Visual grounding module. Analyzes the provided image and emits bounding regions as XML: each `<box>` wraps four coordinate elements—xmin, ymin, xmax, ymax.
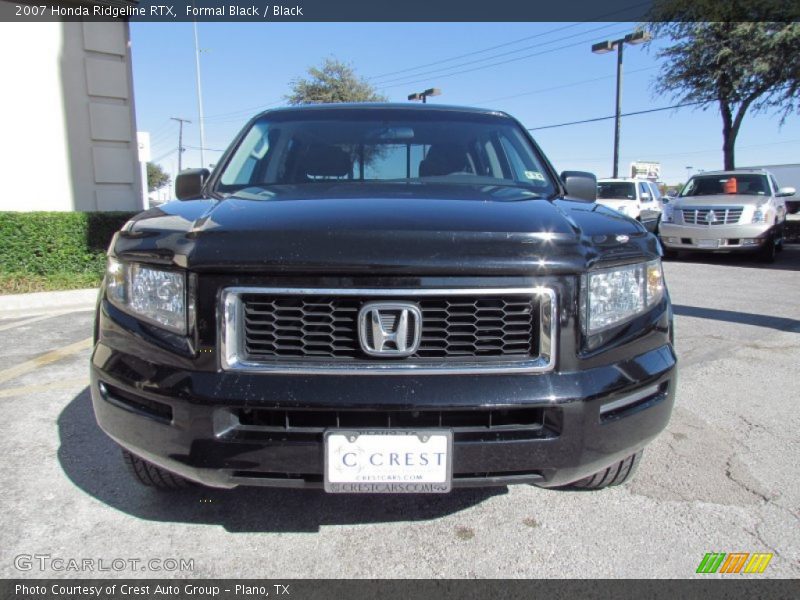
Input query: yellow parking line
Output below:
<box><xmin>0</xmin><ymin>308</ymin><xmax>94</xmax><ymax>331</ymax></box>
<box><xmin>0</xmin><ymin>376</ymin><xmax>89</xmax><ymax>399</ymax></box>
<box><xmin>0</xmin><ymin>337</ymin><xmax>93</xmax><ymax>386</ymax></box>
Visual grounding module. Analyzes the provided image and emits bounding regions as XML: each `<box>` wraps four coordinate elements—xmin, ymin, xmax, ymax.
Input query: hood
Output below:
<box><xmin>114</xmin><ymin>183</ymin><xmax>657</xmax><ymax>275</ymax></box>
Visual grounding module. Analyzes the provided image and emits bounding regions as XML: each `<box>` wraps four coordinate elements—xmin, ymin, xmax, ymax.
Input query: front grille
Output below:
<box><xmin>221</xmin><ymin>287</ymin><xmax>556</xmax><ymax>373</ymax></box>
<box><xmin>681</xmin><ymin>206</ymin><xmax>743</xmax><ymax>225</ymax></box>
<box><xmin>240</xmin><ymin>294</ymin><xmax>537</xmax><ymax>361</ymax></box>
<box><xmin>229</xmin><ymin>406</ymin><xmax>561</xmax><ymax>443</ymax></box>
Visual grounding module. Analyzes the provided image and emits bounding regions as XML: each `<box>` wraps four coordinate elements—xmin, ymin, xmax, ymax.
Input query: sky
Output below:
<box><xmin>130</xmin><ymin>21</ymin><xmax>800</xmax><ymax>187</ymax></box>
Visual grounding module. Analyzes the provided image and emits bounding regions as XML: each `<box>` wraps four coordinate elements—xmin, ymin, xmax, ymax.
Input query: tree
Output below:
<box><xmin>286</xmin><ymin>57</ymin><xmax>388</xmax><ymax>105</ymax></box>
<box><xmin>647</xmin><ymin>2</ymin><xmax>799</xmax><ymax>169</ymax></box>
<box><xmin>147</xmin><ymin>162</ymin><xmax>171</xmax><ymax>193</ymax></box>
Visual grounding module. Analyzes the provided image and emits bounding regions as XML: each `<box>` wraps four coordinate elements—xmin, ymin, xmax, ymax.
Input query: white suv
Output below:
<box><xmin>596</xmin><ymin>178</ymin><xmax>663</xmax><ymax>231</ymax></box>
<box><xmin>659</xmin><ymin>169</ymin><xmax>795</xmax><ymax>262</ymax></box>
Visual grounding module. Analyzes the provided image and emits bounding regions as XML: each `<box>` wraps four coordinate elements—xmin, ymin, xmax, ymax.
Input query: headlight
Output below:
<box><xmin>106</xmin><ymin>258</ymin><xmax>187</xmax><ymax>334</ymax></box>
<box><xmin>662</xmin><ymin>205</ymin><xmax>674</xmax><ymax>223</ymax></box>
<box><xmin>581</xmin><ymin>259</ymin><xmax>665</xmax><ymax>335</ymax></box>
<box><xmin>752</xmin><ymin>203</ymin><xmax>768</xmax><ymax>223</ymax></box>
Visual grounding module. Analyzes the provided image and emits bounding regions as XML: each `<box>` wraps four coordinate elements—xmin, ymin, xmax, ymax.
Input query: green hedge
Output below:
<box><xmin>0</xmin><ymin>212</ymin><xmax>137</xmax><ymax>292</ymax></box>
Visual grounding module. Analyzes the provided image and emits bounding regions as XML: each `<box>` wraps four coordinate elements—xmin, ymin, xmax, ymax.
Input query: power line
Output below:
<box><xmin>149</xmin><ymin>126</ymin><xmax>179</xmax><ymax>147</ymax></box>
<box><xmin>197</xmin><ymin>14</ymin><xmax>644</xmax><ymax>124</ymax></box>
<box><xmin>366</xmin><ymin>22</ymin><xmax>586</xmax><ymax>82</ymax></box>
<box><xmin>203</xmin><ymin>99</ymin><xmax>284</xmax><ymax>122</ymax></box>
<box><xmin>376</xmin><ymin>27</ymin><xmax>637</xmax><ymax>91</ymax></box>
<box><xmin>151</xmin><ymin>148</ymin><xmax>177</xmax><ymax>163</ymax></box>
<box><xmin>374</xmin><ymin>23</ymin><xmax>627</xmax><ymax>89</ymax></box>
<box><xmin>527</xmin><ymin>101</ymin><xmax>706</xmax><ymax>131</ymax></box>
<box><xmin>146</xmin><ymin>119</ymin><xmax>173</xmax><ymax>140</ymax></box>
<box><xmin>184</xmin><ymin>144</ymin><xmax>226</xmax><ymax>152</ymax></box>
<box><xmin>468</xmin><ymin>66</ymin><xmax>656</xmax><ymax>106</ymax></box>
<box><xmin>366</xmin><ymin>0</ymin><xmax>653</xmax><ymax>82</ymax></box>
<box><xmin>550</xmin><ymin>138</ymin><xmax>800</xmax><ymax>164</ymax></box>
<box><xmin>196</xmin><ymin>23</ymin><xmax>640</xmax><ymax>123</ymax></box>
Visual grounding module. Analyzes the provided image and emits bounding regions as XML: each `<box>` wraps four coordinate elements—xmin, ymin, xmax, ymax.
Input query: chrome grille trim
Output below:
<box><xmin>680</xmin><ymin>206</ymin><xmax>743</xmax><ymax>225</ymax></box>
<box><xmin>220</xmin><ymin>287</ymin><xmax>557</xmax><ymax>375</ymax></box>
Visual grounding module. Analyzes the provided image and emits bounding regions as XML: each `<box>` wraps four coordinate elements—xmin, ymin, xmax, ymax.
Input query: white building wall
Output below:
<box><xmin>0</xmin><ymin>21</ymin><xmax>142</xmax><ymax>212</ymax></box>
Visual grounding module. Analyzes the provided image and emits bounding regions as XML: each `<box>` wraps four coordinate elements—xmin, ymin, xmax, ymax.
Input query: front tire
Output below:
<box><xmin>758</xmin><ymin>234</ymin><xmax>777</xmax><ymax>263</ymax></box>
<box><xmin>565</xmin><ymin>451</ymin><xmax>642</xmax><ymax>490</ymax></box>
<box><xmin>122</xmin><ymin>449</ymin><xmax>192</xmax><ymax>490</ymax></box>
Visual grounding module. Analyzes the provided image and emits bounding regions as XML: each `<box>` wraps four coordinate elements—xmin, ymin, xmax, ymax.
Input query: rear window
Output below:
<box><xmin>597</xmin><ymin>182</ymin><xmax>636</xmax><ymax>200</ymax></box>
<box><xmin>216</xmin><ymin>112</ymin><xmax>556</xmax><ymax>196</ymax></box>
<box><xmin>681</xmin><ymin>174</ymin><xmax>770</xmax><ymax>196</ymax></box>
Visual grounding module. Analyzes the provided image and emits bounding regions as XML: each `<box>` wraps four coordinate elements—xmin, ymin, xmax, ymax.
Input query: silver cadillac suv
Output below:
<box><xmin>659</xmin><ymin>169</ymin><xmax>796</xmax><ymax>262</ymax></box>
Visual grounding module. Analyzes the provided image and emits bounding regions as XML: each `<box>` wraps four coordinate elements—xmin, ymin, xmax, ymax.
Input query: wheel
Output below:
<box><xmin>122</xmin><ymin>449</ymin><xmax>192</xmax><ymax>490</ymax></box>
<box><xmin>758</xmin><ymin>234</ymin><xmax>777</xmax><ymax>263</ymax></box>
<box><xmin>565</xmin><ymin>451</ymin><xmax>642</xmax><ymax>490</ymax></box>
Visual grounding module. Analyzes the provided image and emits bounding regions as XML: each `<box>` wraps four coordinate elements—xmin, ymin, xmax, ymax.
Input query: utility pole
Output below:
<box><xmin>171</xmin><ymin>117</ymin><xmax>191</xmax><ymax>172</ymax></box>
<box><xmin>193</xmin><ymin>21</ymin><xmax>206</xmax><ymax>169</ymax></box>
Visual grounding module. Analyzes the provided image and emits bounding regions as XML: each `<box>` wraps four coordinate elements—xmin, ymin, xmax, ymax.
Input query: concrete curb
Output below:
<box><xmin>0</xmin><ymin>288</ymin><xmax>99</xmax><ymax>318</ymax></box>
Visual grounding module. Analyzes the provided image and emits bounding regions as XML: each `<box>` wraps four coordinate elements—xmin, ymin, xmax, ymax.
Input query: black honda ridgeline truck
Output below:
<box><xmin>91</xmin><ymin>104</ymin><xmax>676</xmax><ymax>493</ymax></box>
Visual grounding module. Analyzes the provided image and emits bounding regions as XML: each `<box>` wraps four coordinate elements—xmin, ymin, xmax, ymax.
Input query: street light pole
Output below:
<box><xmin>612</xmin><ymin>42</ymin><xmax>623</xmax><ymax>179</ymax></box>
<box><xmin>592</xmin><ymin>30</ymin><xmax>650</xmax><ymax>179</ymax></box>
<box><xmin>192</xmin><ymin>20</ymin><xmax>206</xmax><ymax>169</ymax></box>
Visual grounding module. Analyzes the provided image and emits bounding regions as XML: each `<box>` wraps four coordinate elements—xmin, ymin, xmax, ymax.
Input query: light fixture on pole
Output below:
<box><xmin>408</xmin><ymin>88</ymin><xmax>442</xmax><ymax>104</ymax></box>
<box><xmin>591</xmin><ymin>30</ymin><xmax>651</xmax><ymax>178</ymax></box>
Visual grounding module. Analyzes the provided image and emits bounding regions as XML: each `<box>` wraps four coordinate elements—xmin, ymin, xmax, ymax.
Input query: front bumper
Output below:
<box><xmin>659</xmin><ymin>222</ymin><xmax>772</xmax><ymax>251</ymax></box>
<box><xmin>90</xmin><ymin>340</ymin><xmax>677</xmax><ymax>490</ymax></box>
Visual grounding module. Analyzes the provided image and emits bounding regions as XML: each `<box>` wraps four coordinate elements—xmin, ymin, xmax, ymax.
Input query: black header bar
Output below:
<box><xmin>2</xmin><ymin>0</ymin><xmax>798</xmax><ymax>22</ymax></box>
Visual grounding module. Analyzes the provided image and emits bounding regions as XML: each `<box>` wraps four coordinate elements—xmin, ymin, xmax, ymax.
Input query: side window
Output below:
<box><xmin>770</xmin><ymin>175</ymin><xmax>780</xmax><ymax>195</ymax></box>
<box><xmin>648</xmin><ymin>182</ymin><xmax>662</xmax><ymax>201</ymax></box>
<box><xmin>639</xmin><ymin>182</ymin><xmax>650</xmax><ymax>200</ymax></box>
<box><xmin>481</xmin><ymin>139</ymin><xmax>504</xmax><ymax>179</ymax></box>
<box><xmin>498</xmin><ymin>133</ymin><xmax>549</xmax><ymax>187</ymax></box>
<box><xmin>220</xmin><ymin>122</ymin><xmax>271</xmax><ymax>186</ymax></box>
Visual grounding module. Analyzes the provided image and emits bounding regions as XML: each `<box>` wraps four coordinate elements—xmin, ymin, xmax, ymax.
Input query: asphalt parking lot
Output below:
<box><xmin>0</xmin><ymin>248</ymin><xmax>798</xmax><ymax>579</ymax></box>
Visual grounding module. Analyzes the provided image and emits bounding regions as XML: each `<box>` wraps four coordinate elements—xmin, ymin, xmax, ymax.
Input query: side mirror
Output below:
<box><xmin>641</xmin><ymin>192</ymin><xmax>651</xmax><ymax>201</ymax></box>
<box><xmin>776</xmin><ymin>186</ymin><xmax>796</xmax><ymax>197</ymax></box>
<box><xmin>175</xmin><ymin>168</ymin><xmax>211</xmax><ymax>200</ymax></box>
<box><xmin>560</xmin><ymin>171</ymin><xmax>597</xmax><ymax>201</ymax></box>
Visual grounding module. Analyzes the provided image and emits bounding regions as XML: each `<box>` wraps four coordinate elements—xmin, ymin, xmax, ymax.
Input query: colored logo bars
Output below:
<box><xmin>696</xmin><ymin>552</ymin><xmax>773</xmax><ymax>574</ymax></box>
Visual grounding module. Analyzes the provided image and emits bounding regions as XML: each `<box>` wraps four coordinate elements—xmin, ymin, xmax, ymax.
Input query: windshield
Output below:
<box><xmin>681</xmin><ymin>174</ymin><xmax>770</xmax><ymax>197</ymax></box>
<box><xmin>216</xmin><ymin>112</ymin><xmax>557</xmax><ymax>195</ymax></box>
<box><xmin>597</xmin><ymin>181</ymin><xmax>636</xmax><ymax>200</ymax></box>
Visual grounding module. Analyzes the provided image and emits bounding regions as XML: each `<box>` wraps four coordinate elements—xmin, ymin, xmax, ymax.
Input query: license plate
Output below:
<box><xmin>324</xmin><ymin>430</ymin><xmax>452</xmax><ymax>493</ymax></box>
<box><xmin>697</xmin><ymin>239</ymin><xmax>719</xmax><ymax>249</ymax></box>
